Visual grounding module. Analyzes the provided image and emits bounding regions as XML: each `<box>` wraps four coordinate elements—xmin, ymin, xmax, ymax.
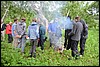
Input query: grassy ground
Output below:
<box><xmin>1</xmin><ymin>29</ymin><xmax>99</xmax><ymax>66</ymax></box>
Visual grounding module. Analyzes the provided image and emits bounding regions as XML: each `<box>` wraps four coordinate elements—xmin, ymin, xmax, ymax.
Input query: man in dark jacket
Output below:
<box><xmin>39</xmin><ymin>23</ymin><xmax>46</xmax><ymax>52</ymax></box>
<box><xmin>1</xmin><ymin>19</ymin><xmax>6</xmax><ymax>41</ymax></box>
<box><xmin>68</xmin><ymin>17</ymin><xmax>83</xmax><ymax>58</ymax></box>
<box><xmin>77</xmin><ymin>17</ymin><xmax>88</xmax><ymax>56</ymax></box>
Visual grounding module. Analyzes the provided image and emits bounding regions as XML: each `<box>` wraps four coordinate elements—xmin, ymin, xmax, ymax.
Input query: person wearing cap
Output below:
<box><xmin>16</xmin><ymin>18</ymin><xmax>27</xmax><ymax>53</ymax></box>
<box><xmin>1</xmin><ymin>19</ymin><xmax>6</xmax><ymax>42</ymax></box>
<box><xmin>27</xmin><ymin>18</ymin><xmax>39</xmax><ymax>58</ymax></box>
<box><xmin>68</xmin><ymin>16</ymin><xmax>83</xmax><ymax>59</ymax></box>
<box><xmin>77</xmin><ymin>16</ymin><xmax>88</xmax><ymax>56</ymax></box>
<box><xmin>6</xmin><ymin>22</ymin><xmax>13</xmax><ymax>43</ymax></box>
<box><xmin>12</xmin><ymin>18</ymin><xmax>19</xmax><ymax>48</ymax></box>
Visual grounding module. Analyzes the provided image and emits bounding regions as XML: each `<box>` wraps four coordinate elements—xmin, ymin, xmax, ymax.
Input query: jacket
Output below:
<box><xmin>12</xmin><ymin>23</ymin><xmax>17</xmax><ymax>37</ymax></box>
<box><xmin>28</xmin><ymin>22</ymin><xmax>39</xmax><ymax>39</ymax></box>
<box><xmin>6</xmin><ymin>24</ymin><xmax>12</xmax><ymax>34</ymax></box>
<box><xmin>16</xmin><ymin>21</ymin><xmax>26</xmax><ymax>37</ymax></box>
<box><xmin>1</xmin><ymin>23</ymin><xmax>6</xmax><ymax>31</ymax></box>
<box><xmin>39</xmin><ymin>24</ymin><xmax>46</xmax><ymax>39</ymax></box>
<box><xmin>48</xmin><ymin>21</ymin><xmax>59</xmax><ymax>34</ymax></box>
<box><xmin>69</xmin><ymin>21</ymin><xmax>83</xmax><ymax>41</ymax></box>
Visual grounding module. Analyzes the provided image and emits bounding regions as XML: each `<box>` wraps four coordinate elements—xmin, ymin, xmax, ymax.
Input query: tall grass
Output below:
<box><xmin>1</xmin><ymin>29</ymin><xmax>99</xmax><ymax>66</ymax></box>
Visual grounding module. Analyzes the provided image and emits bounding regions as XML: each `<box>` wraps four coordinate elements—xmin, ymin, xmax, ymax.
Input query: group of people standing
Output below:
<box><xmin>48</xmin><ymin>15</ymin><xmax>88</xmax><ymax>59</ymax></box>
<box><xmin>63</xmin><ymin>16</ymin><xmax>88</xmax><ymax>58</ymax></box>
<box><xmin>1</xmin><ymin>18</ymin><xmax>46</xmax><ymax>58</ymax></box>
<box><xmin>1</xmin><ymin>15</ymin><xmax>88</xmax><ymax>59</ymax></box>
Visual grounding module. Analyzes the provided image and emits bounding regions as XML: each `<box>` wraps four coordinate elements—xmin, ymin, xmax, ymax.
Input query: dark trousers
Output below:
<box><xmin>38</xmin><ymin>39</ymin><xmax>40</xmax><ymax>47</ymax></box>
<box><xmin>8</xmin><ymin>34</ymin><xmax>13</xmax><ymax>43</ymax></box>
<box><xmin>64</xmin><ymin>29</ymin><xmax>72</xmax><ymax>49</ymax></box>
<box><xmin>71</xmin><ymin>40</ymin><xmax>79</xmax><ymax>57</ymax></box>
<box><xmin>40</xmin><ymin>37</ymin><xmax>45</xmax><ymax>50</ymax></box>
<box><xmin>30</xmin><ymin>39</ymin><xmax>38</xmax><ymax>56</ymax></box>
<box><xmin>80</xmin><ymin>36</ymin><xmax>87</xmax><ymax>55</ymax></box>
<box><xmin>38</xmin><ymin>36</ymin><xmax>45</xmax><ymax>50</ymax></box>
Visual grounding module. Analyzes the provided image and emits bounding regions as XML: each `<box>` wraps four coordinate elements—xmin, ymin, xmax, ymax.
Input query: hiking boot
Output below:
<box><xmin>75</xmin><ymin>54</ymin><xmax>80</xmax><ymax>60</ymax></box>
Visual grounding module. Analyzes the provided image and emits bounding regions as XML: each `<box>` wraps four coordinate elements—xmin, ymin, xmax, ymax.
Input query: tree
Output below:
<box><xmin>60</xmin><ymin>1</ymin><xmax>99</xmax><ymax>29</ymax></box>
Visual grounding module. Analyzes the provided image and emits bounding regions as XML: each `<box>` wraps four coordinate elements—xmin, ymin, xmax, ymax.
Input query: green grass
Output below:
<box><xmin>1</xmin><ymin>29</ymin><xmax>99</xmax><ymax>66</ymax></box>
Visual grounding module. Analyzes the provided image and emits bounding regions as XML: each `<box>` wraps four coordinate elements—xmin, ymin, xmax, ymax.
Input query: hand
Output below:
<box><xmin>26</xmin><ymin>35</ymin><xmax>28</xmax><ymax>39</ymax></box>
<box><xmin>38</xmin><ymin>38</ymin><xmax>40</xmax><ymax>41</ymax></box>
<box><xmin>16</xmin><ymin>35</ymin><xmax>21</xmax><ymax>38</ymax></box>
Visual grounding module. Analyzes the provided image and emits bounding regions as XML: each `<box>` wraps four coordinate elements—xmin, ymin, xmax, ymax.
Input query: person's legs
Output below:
<box><xmin>64</xmin><ymin>30</ymin><xmax>67</xmax><ymax>48</ymax></box>
<box><xmin>80</xmin><ymin>38</ymin><xmax>86</xmax><ymax>55</ymax></box>
<box><xmin>33</xmin><ymin>39</ymin><xmax>37</xmax><ymax>58</ymax></box>
<box><xmin>2</xmin><ymin>30</ymin><xmax>5</xmax><ymax>41</ymax></box>
<box><xmin>13</xmin><ymin>37</ymin><xmax>18</xmax><ymax>48</ymax></box>
<box><xmin>21</xmin><ymin>37</ymin><xmax>26</xmax><ymax>53</ymax></box>
<box><xmin>66</xmin><ymin>29</ymin><xmax>72</xmax><ymax>50</ymax></box>
<box><xmin>37</xmin><ymin>35</ymin><xmax>40</xmax><ymax>47</ymax></box>
<box><xmin>49</xmin><ymin>32</ymin><xmax>53</xmax><ymax>47</ymax></box>
<box><xmin>71</xmin><ymin>40</ymin><xmax>79</xmax><ymax>57</ymax></box>
<box><xmin>30</xmin><ymin>39</ymin><xmax>34</xmax><ymax>57</ymax></box>
<box><xmin>8</xmin><ymin>34</ymin><xmax>10</xmax><ymax>43</ymax></box>
<box><xmin>40</xmin><ymin>38</ymin><xmax>44</xmax><ymax>50</ymax></box>
<box><xmin>67</xmin><ymin>36</ymin><xmax>71</xmax><ymax>50</ymax></box>
<box><xmin>17</xmin><ymin>38</ymin><xmax>22</xmax><ymax>48</ymax></box>
<box><xmin>9</xmin><ymin>34</ymin><xmax>13</xmax><ymax>43</ymax></box>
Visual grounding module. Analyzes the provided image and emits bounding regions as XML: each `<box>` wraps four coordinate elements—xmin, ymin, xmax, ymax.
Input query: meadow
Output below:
<box><xmin>1</xmin><ymin>29</ymin><xmax>99</xmax><ymax>66</ymax></box>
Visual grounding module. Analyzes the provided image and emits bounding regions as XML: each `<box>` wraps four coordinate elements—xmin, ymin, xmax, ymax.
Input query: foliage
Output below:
<box><xmin>60</xmin><ymin>1</ymin><xmax>99</xmax><ymax>30</ymax></box>
<box><xmin>1</xmin><ymin>29</ymin><xmax>99</xmax><ymax>66</ymax></box>
<box><xmin>1</xmin><ymin>1</ymin><xmax>36</xmax><ymax>27</ymax></box>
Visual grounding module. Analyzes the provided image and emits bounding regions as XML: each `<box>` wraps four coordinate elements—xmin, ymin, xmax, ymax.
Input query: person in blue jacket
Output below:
<box><xmin>48</xmin><ymin>18</ymin><xmax>59</xmax><ymax>47</ymax></box>
<box><xmin>28</xmin><ymin>18</ymin><xmax>39</xmax><ymax>58</ymax></box>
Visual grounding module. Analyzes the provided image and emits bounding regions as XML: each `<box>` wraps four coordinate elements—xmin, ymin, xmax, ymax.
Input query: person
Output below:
<box><xmin>39</xmin><ymin>23</ymin><xmax>46</xmax><ymax>52</ymax></box>
<box><xmin>68</xmin><ymin>16</ymin><xmax>83</xmax><ymax>59</ymax></box>
<box><xmin>77</xmin><ymin>17</ymin><xmax>88</xmax><ymax>56</ymax></box>
<box><xmin>16</xmin><ymin>18</ymin><xmax>27</xmax><ymax>54</ymax></box>
<box><xmin>1</xmin><ymin>19</ymin><xmax>6</xmax><ymax>42</ymax></box>
<box><xmin>12</xmin><ymin>18</ymin><xmax>19</xmax><ymax>48</ymax></box>
<box><xmin>48</xmin><ymin>18</ymin><xmax>59</xmax><ymax>48</ymax></box>
<box><xmin>64</xmin><ymin>15</ymin><xmax>73</xmax><ymax>50</ymax></box>
<box><xmin>27</xmin><ymin>18</ymin><xmax>39</xmax><ymax>58</ymax></box>
<box><xmin>6</xmin><ymin>22</ymin><xmax>13</xmax><ymax>43</ymax></box>
<box><xmin>54</xmin><ymin>24</ymin><xmax>64</xmax><ymax>53</ymax></box>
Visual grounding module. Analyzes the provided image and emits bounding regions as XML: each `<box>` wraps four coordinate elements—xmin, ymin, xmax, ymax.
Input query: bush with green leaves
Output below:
<box><xmin>1</xmin><ymin>29</ymin><xmax>99</xmax><ymax>66</ymax></box>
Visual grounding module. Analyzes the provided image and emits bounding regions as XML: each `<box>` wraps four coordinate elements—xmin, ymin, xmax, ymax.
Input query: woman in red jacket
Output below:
<box><xmin>6</xmin><ymin>22</ymin><xmax>13</xmax><ymax>43</ymax></box>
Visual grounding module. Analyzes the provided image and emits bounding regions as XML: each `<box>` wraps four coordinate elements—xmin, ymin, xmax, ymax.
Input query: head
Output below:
<box><xmin>14</xmin><ymin>18</ymin><xmax>18</xmax><ymax>23</ymax></box>
<box><xmin>67</xmin><ymin>15</ymin><xmax>71</xmax><ymax>19</ymax></box>
<box><xmin>37</xmin><ymin>18</ymin><xmax>40</xmax><ymax>24</ymax></box>
<box><xmin>75</xmin><ymin>17</ymin><xmax>79</xmax><ymax>22</ymax></box>
<box><xmin>54</xmin><ymin>18</ymin><xmax>58</xmax><ymax>22</ymax></box>
<box><xmin>77</xmin><ymin>16</ymin><xmax>81</xmax><ymax>21</ymax></box>
<box><xmin>32</xmin><ymin>18</ymin><xmax>37</xmax><ymax>22</ymax></box>
<box><xmin>9</xmin><ymin>22</ymin><xmax>12</xmax><ymax>25</ymax></box>
<box><xmin>21</xmin><ymin>18</ymin><xmax>26</xmax><ymax>22</ymax></box>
